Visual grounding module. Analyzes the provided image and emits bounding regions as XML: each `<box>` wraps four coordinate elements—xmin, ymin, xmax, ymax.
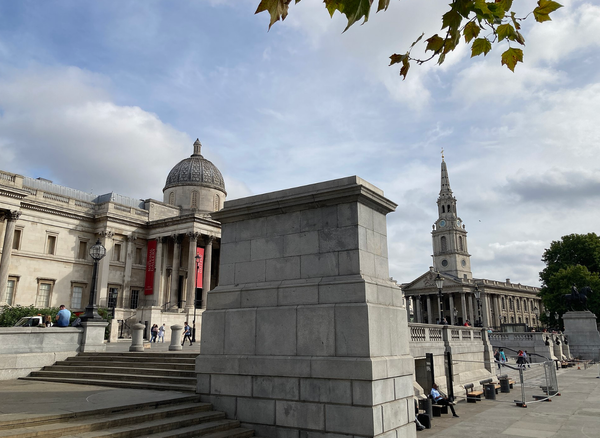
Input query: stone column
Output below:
<box><xmin>186</xmin><ymin>232</ymin><xmax>199</xmax><ymax>312</ymax></box>
<box><xmin>415</xmin><ymin>296</ymin><xmax>422</xmax><ymax>323</ymax></box>
<box><xmin>152</xmin><ymin>237</ymin><xmax>164</xmax><ymax>307</ymax></box>
<box><xmin>426</xmin><ymin>295</ymin><xmax>432</xmax><ymax>324</ymax></box>
<box><xmin>201</xmin><ymin>235</ymin><xmax>214</xmax><ymax>309</ymax></box>
<box><xmin>160</xmin><ymin>238</ymin><xmax>169</xmax><ymax>307</ymax></box>
<box><xmin>97</xmin><ymin>230</ymin><xmax>114</xmax><ymax>307</ymax></box>
<box><xmin>122</xmin><ymin>234</ymin><xmax>136</xmax><ymax>308</ymax></box>
<box><xmin>449</xmin><ymin>293</ymin><xmax>456</xmax><ymax>324</ymax></box>
<box><xmin>461</xmin><ymin>293</ymin><xmax>467</xmax><ymax>324</ymax></box>
<box><xmin>482</xmin><ymin>292</ymin><xmax>490</xmax><ymax>327</ymax></box>
<box><xmin>468</xmin><ymin>294</ymin><xmax>475</xmax><ymax>323</ymax></box>
<box><xmin>169</xmin><ymin>234</ymin><xmax>182</xmax><ymax>308</ymax></box>
<box><xmin>198</xmin><ymin>176</ymin><xmax>414</xmax><ymax>438</ymax></box>
<box><xmin>0</xmin><ymin>211</ymin><xmax>20</xmax><ymax>304</ymax></box>
<box><xmin>494</xmin><ymin>295</ymin><xmax>502</xmax><ymax>327</ymax></box>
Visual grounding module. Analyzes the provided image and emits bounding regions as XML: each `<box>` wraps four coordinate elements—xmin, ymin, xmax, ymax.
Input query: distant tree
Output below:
<box><xmin>539</xmin><ymin>233</ymin><xmax>600</xmax><ymax>325</ymax></box>
<box><xmin>255</xmin><ymin>0</ymin><xmax>563</xmax><ymax>78</ymax></box>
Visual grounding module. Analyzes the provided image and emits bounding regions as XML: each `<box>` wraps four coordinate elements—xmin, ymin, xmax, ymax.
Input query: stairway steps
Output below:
<box><xmin>55</xmin><ymin>361</ymin><xmax>195</xmax><ymax>371</ymax></box>
<box><xmin>19</xmin><ymin>376</ymin><xmax>195</xmax><ymax>392</ymax></box>
<box><xmin>150</xmin><ymin>426</ymin><xmax>254</xmax><ymax>438</ymax></box>
<box><xmin>27</xmin><ymin>370</ymin><xmax>196</xmax><ymax>386</ymax></box>
<box><xmin>77</xmin><ymin>353</ymin><xmax>198</xmax><ymax>359</ymax></box>
<box><xmin>43</xmin><ymin>365</ymin><xmax>196</xmax><ymax>378</ymax></box>
<box><xmin>67</xmin><ymin>356</ymin><xmax>196</xmax><ymax>365</ymax></box>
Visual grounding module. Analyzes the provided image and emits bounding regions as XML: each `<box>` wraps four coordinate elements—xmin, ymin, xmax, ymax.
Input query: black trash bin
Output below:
<box><xmin>484</xmin><ymin>383</ymin><xmax>496</xmax><ymax>400</ymax></box>
<box><xmin>499</xmin><ymin>378</ymin><xmax>510</xmax><ymax>393</ymax></box>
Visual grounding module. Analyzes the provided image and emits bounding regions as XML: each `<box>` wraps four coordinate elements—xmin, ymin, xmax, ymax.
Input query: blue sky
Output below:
<box><xmin>1</xmin><ymin>0</ymin><xmax>599</xmax><ymax>287</ymax></box>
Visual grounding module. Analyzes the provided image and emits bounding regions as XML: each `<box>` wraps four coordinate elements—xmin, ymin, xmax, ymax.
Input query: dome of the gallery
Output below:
<box><xmin>163</xmin><ymin>139</ymin><xmax>226</xmax><ymax>194</ymax></box>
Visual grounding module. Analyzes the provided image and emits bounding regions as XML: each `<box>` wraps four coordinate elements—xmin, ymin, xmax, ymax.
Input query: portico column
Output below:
<box><xmin>97</xmin><ymin>230</ymin><xmax>114</xmax><ymax>307</ymax></box>
<box><xmin>186</xmin><ymin>232</ymin><xmax>200</xmax><ymax>312</ymax></box>
<box><xmin>449</xmin><ymin>293</ymin><xmax>456</xmax><ymax>324</ymax></box>
<box><xmin>0</xmin><ymin>211</ymin><xmax>21</xmax><ymax>304</ymax></box>
<box><xmin>416</xmin><ymin>295</ymin><xmax>422</xmax><ymax>323</ymax></box>
<box><xmin>482</xmin><ymin>292</ymin><xmax>490</xmax><ymax>327</ymax></box>
<box><xmin>461</xmin><ymin>293</ymin><xmax>468</xmax><ymax>324</ymax></box>
<box><xmin>468</xmin><ymin>294</ymin><xmax>475</xmax><ymax>323</ymax></box>
<box><xmin>122</xmin><ymin>234</ymin><xmax>136</xmax><ymax>309</ymax></box>
<box><xmin>170</xmin><ymin>234</ymin><xmax>182</xmax><ymax>308</ymax></box>
<box><xmin>202</xmin><ymin>236</ymin><xmax>214</xmax><ymax>309</ymax></box>
<box><xmin>426</xmin><ymin>295</ymin><xmax>432</xmax><ymax>324</ymax></box>
<box><xmin>152</xmin><ymin>237</ymin><xmax>164</xmax><ymax>307</ymax></box>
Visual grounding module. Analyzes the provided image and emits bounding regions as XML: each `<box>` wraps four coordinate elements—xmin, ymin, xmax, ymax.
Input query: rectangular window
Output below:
<box><xmin>78</xmin><ymin>241</ymin><xmax>88</xmax><ymax>260</ymax></box>
<box><xmin>108</xmin><ymin>287</ymin><xmax>119</xmax><ymax>308</ymax></box>
<box><xmin>130</xmin><ymin>289</ymin><xmax>140</xmax><ymax>309</ymax></box>
<box><xmin>47</xmin><ymin>235</ymin><xmax>57</xmax><ymax>255</ymax></box>
<box><xmin>135</xmin><ymin>247</ymin><xmax>143</xmax><ymax>265</ymax></box>
<box><xmin>12</xmin><ymin>229</ymin><xmax>22</xmax><ymax>250</ymax></box>
<box><xmin>71</xmin><ymin>285</ymin><xmax>83</xmax><ymax>309</ymax></box>
<box><xmin>113</xmin><ymin>243</ymin><xmax>122</xmax><ymax>262</ymax></box>
<box><xmin>6</xmin><ymin>279</ymin><xmax>16</xmax><ymax>306</ymax></box>
<box><xmin>36</xmin><ymin>282</ymin><xmax>52</xmax><ymax>307</ymax></box>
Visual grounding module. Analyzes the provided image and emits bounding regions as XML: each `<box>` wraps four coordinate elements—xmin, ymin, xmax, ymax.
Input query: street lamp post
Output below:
<box><xmin>435</xmin><ymin>273</ymin><xmax>444</xmax><ymax>323</ymax></box>
<box><xmin>474</xmin><ymin>286</ymin><xmax>482</xmax><ymax>327</ymax></box>
<box><xmin>192</xmin><ymin>254</ymin><xmax>201</xmax><ymax>343</ymax></box>
<box><xmin>81</xmin><ymin>239</ymin><xmax>106</xmax><ymax>321</ymax></box>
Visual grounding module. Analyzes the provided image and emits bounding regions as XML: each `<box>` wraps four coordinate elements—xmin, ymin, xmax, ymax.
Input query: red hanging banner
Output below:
<box><xmin>196</xmin><ymin>247</ymin><xmax>205</xmax><ymax>289</ymax></box>
<box><xmin>144</xmin><ymin>240</ymin><xmax>157</xmax><ymax>295</ymax></box>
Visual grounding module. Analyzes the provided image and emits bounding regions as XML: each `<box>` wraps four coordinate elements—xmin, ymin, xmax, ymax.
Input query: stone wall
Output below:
<box><xmin>197</xmin><ymin>176</ymin><xmax>416</xmax><ymax>438</ymax></box>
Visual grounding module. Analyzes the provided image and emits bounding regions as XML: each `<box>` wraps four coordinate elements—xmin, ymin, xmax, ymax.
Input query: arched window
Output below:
<box><xmin>525</xmin><ymin>317</ymin><xmax>529</xmax><ymax>325</ymax></box>
<box><xmin>509</xmin><ymin>298</ymin><xmax>513</xmax><ymax>310</ymax></box>
<box><xmin>447</xmin><ymin>205</ymin><xmax>451</xmax><ymax>212</ymax></box>
<box><xmin>459</xmin><ymin>236</ymin><xmax>464</xmax><ymax>251</ymax></box>
<box><xmin>524</xmin><ymin>301</ymin><xmax>528</xmax><ymax>312</ymax></box>
<box><xmin>214</xmin><ymin>194</ymin><xmax>220</xmax><ymax>211</ymax></box>
<box><xmin>191</xmin><ymin>191</ymin><xmax>198</xmax><ymax>209</ymax></box>
<box><xmin>516</xmin><ymin>299</ymin><xmax>520</xmax><ymax>311</ymax></box>
<box><xmin>168</xmin><ymin>192</ymin><xmax>175</xmax><ymax>206</ymax></box>
<box><xmin>441</xmin><ymin>236</ymin><xmax>447</xmax><ymax>252</ymax></box>
<box><xmin>510</xmin><ymin>316</ymin><xmax>515</xmax><ymax>323</ymax></box>
<box><xmin>442</xmin><ymin>205</ymin><xmax>445</xmax><ymax>213</ymax></box>
<box><xmin>503</xmin><ymin>316</ymin><xmax>507</xmax><ymax>323</ymax></box>
<box><xmin>518</xmin><ymin>317</ymin><xmax>522</xmax><ymax>323</ymax></box>
<box><xmin>502</xmin><ymin>297</ymin><xmax>505</xmax><ymax>309</ymax></box>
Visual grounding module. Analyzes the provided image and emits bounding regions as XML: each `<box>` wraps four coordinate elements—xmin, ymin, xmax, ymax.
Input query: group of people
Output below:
<box><xmin>150</xmin><ymin>324</ymin><xmax>166</xmax><ymax>343</ymax></box>
<box><xmin>493</xmin><ymin>348</ymin><xmax>530</xmax><ymax>368</ymax></box>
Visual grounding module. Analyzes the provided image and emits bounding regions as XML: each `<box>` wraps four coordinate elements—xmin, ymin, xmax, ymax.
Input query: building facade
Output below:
<box><xmin>402</xmin><ymin>156</ymin><xmax>542</xmax><ymax>330</ymax></box>
<box><xmin>0</xmin><ymin>139</ymin><xmax>224</xmax><ymax>335</ymax></box>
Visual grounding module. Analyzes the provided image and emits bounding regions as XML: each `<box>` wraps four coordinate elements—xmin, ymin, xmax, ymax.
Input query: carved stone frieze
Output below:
<box><xmin>99</xmin><ymin>230</ymin><xmax>114</xmax><ymax>239</ymax></box>
<box><xmin>7</xmin><ymin>211</ymin><xmax>22</xmax><ymax>221</ymax></box>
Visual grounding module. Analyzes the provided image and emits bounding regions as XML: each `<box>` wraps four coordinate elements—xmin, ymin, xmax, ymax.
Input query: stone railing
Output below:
<box><xmin>409</xmin><ymin>323</ymin><xmax>484</xmax><ymax>343</ymax></box>
<box><xmin>43</xmin><ymin>192</ymin><xmax>70</xmax><ymax>203</ymax></box>
<box><xmin>0</xmin><ymin>171</ymin><xmax>16</xmax><ymax>183</ymax></box>
<box><xmin>488</xmin><ymin>331</ymin><xmax>564</xmax><ymax>362</ymax></box>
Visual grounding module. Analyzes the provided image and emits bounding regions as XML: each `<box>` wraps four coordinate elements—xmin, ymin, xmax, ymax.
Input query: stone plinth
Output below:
<box><xmin>563</xmin><ymin>311</ymin><xmax>600</xmax><ymax>361</ymax></box>
<box><xmin>197</xmin><ymin>176</ymin><xmax>416</xmax><ymax>438</ymax></box>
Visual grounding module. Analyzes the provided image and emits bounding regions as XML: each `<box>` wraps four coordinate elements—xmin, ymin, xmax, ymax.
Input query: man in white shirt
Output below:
<box><xmin>430</xmin><ymin>383</ymin><xmax>459</xmax><ymax>417</ymax></box>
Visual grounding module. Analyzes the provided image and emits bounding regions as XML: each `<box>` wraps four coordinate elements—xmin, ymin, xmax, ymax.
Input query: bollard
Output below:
<box><xmin>129</xmin><ymin>323</ymin><xmax>145</xmax><ymax>352</ymax></box>
<box><xmin>169</xmin><ymin>324</ymin><xmax>184</xmax><ymax>351</ymax></box>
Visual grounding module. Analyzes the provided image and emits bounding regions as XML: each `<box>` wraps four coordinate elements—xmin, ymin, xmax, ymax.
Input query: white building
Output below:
<box><xmin>402</xmin><ymin>156</ymin><xmax>542</xmax><ymax>329</ymax></box>
<box><xmin>0</xmin><ymin>139</ymin><xmax>225</xmax><ymax>337</ymax></box>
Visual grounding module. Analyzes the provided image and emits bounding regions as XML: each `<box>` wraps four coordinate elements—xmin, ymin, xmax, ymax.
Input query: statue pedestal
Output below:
<box><xmin>562</xmin><ymin>311</ymin><xmax>600</xmax><ymax>361</ymax></box>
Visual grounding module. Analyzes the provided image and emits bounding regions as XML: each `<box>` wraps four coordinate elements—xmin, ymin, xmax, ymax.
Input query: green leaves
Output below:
<box><xmin>471</xmin><ymin>38</ymin><xmax>492</xmax><ymax>57</ymax></box>
<box><xmin>501</xmin><ymin>47</ymin><xmax>523</xmax><ymax>71</ymax></box>
<box><xmin>255</xmin><ymin>0</ymin><xmax>564</xmax><ymax>78</ymax></box>
<box><xmin>533</xmin><ymin>0</ymin><xmax>563</xmax><ymax>23</ymax></box>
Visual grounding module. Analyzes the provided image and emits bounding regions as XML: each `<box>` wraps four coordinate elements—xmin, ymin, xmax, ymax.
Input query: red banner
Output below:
<box><xmin>196</xmin><ymin>247</ymin><xmax>204</xmax><ymax>289</ymax></box>
<box><xmin>144</xmin><ymin>240</ymin><xmax>157</xmax><ymax>295</ymax></box>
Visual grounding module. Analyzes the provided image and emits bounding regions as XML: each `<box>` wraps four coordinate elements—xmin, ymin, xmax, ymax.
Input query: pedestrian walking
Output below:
<box><xmin>182</xmin><ymin>321</ymin><xmax>192</xmax><ymax>346</ymax></box>
<box><xmin>158</xmin><ymin>324</ymin><xmax>166</xmax><ymax>343</ymax></box>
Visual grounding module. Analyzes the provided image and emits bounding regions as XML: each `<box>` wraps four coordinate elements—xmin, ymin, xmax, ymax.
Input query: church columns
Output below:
<box><xmin>426</xmin><ymin>295</ymin><xmax>432</xmax><ymax>324</ymax></box>
<box><xmin>415</xmin><ymin>296</ymin><xmax>422</xmax><ymax>323</ymax></box>
<box><xmin>122</xmin><ymin>234</ymin><xmax>136</xmax><ymax>308</ymax></box>
<box><xmin>449</xmin><ymin>294</ymin><xmax>456</xmax><ymax>324</ymax></box>
<box><xmin>461</xmin><ymin>293</ymin><xmax>468</xmax><ymax>324</ymax></box>
<box><xmin>186</xmin><ymin>232</ymin><xmax>200</xmax><ymax>312</ymax></box>
<box><xmin>0</xmin><ymin>211</ymin><xmax>21</xmax><ymax>304</ymax></box>
<box><xmin>468</xmin><ymin>294</ymin><xmax>475</xmax><ymax>324</ymax></box>
<box><xmin>202</xmin><ymin>236</ymin><xmax>214</xmax><ymax>309</ymax></box>
<box><xmin>170</xmin><ymin>234</ymin><xmax>182</xmax><ymax>308</ymax></box>
<box><xmin>494</xmin><ymin>295</ymin><xmax>502</xmax><ymax>327</ymax></box>
<box><xmin>152</xmin><ymin>237</ymin><xmax>164</xmax><ymax>307</ymax></box>
<box><xmin>97</xmin><ymin>230</ymin><xmax>114</xmax><ymax>306</ymax></box>
<box><xmin>482</xmin><ymin>292</ymin><xmax>490</xmax><ymax>327</ymax></box>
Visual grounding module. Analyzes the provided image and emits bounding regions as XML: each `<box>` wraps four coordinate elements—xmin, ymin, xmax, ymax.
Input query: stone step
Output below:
<box><xmin>149</xmin><ymin>426</ymin><xmax>255</xmax><ymax>438</ymax></box>
<box><xmin>55</xmin><ymin>360</ymin><xmax>195</xmax><ymax>371</ymax></box>
<box><xmin>0</xmin><ymin>396</ymin><xmax>203</xmax><ymax>431</ymax></box>
<box><xmin>45</xmin><ymin>365</ymin><xmax>196</xmax><ymax>378</ymax></box>
<box><xmin>19</xmin><ymin>376</ymin><xmax>195</xmax><ymax>392</ymax></box>
<box><xmin>78</xmin><ymin>352</ymin><xmax>198</xmax><ymax>359</ymax></box>
<box><xmin>29</xmin><ymin>370</ymin><xmax>196</xmax><ymax>385</ymax></box>
<box><xmin>0</xmin><ymin>403</ymin><xmax>223</xmax><ymax>438</ymax></box>
<box><xmin>69</xmin><ymin>355</ymin><xmax>196</xmax><ymax>364</ymax></box>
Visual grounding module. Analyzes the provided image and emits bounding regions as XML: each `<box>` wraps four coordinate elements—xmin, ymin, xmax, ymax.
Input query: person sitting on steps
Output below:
<box><xmin>430</xmin><ymin>383</ymin><xmax>459</xmax><ymax>418</ymax></box>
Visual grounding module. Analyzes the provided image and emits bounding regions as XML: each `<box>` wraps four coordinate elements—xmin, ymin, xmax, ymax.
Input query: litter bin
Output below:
<box><xmin>484</xmin><ymin>383</ymin><xmax>496</xmax><ymax>400</ymax></box>
<box><xmin>499</xmin><ymin>377</ymin><xmax>510</xmax><ymax>393</ymax></box>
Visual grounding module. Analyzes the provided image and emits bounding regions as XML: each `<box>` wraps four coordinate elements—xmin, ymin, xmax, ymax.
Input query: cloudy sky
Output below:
<box><xmin>1</xmin><ymin>0</ymin><xmax>598</xmax><ymax>287</ymax></box>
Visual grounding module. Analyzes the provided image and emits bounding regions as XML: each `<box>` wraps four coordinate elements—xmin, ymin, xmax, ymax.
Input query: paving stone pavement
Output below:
<box><xmin>419</xmin><ymin>365</ymin><xmax>600</xmax><ymax>438</ymax></box>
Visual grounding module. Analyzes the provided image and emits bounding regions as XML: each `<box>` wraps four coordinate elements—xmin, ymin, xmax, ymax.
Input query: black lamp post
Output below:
<box><xmin>192</xmin><ymin>253</ymin><xmax>201</xmax><ymax>342</ymax></box>
<box><xmin>435</xmin><ymin>273</ymin><xmax>444</xmax><ymax>323</ymax></box>
<box><xmin>81</xmin><ymin>239</ymin><xmax>106</xmax><ymax>321</ymax></box>
<box><xmin>474</xmin><ymin>285</ymin><xmax>482</xmax><ymax>327</ymax></box>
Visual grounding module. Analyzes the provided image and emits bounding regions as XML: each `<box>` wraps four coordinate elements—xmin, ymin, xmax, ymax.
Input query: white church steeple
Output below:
<box><xmin>431</xmin><ymin>154</ymin><xmax>472</xmax><ymax>279</ymax></box>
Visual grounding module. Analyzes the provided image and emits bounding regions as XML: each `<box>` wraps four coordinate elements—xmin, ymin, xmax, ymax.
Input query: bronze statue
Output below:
<box><xmin>563</xmin><ymin>285</ymin><xmax>591</xmax><ymax>311</ymax></box>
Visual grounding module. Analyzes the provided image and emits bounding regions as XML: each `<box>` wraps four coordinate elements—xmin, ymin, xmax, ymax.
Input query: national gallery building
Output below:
<box><xmin>402</xmin><ymin>158</ymin><xmax>542</xmax><ymax>330</ymax></box>
<box><xmin>0</xmin><ymin>139</ymin><xmax>225</xmax><ymax>335</ymax></box>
